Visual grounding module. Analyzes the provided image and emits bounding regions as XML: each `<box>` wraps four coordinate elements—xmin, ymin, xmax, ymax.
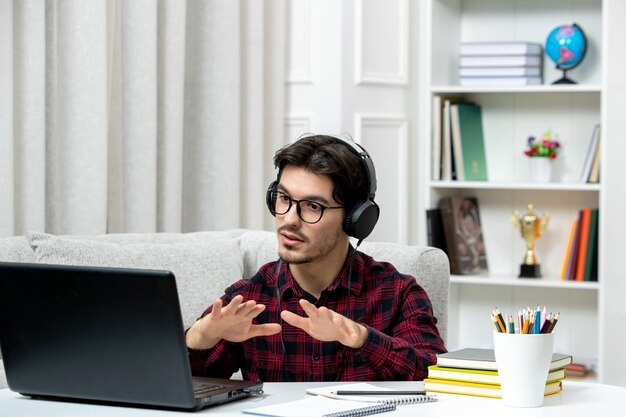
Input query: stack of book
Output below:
<box><xmin>560</xmin><ymin>207</ymin><xmax>599</xmax><ymax>281</ymax></box>
<box><xmin>424</xmin><ymin>348</ymin><xmax>571</xmax><ymax>399</ymax></box>
<box><xmin>459</xmin><ymin>42</ymin><xmax>543</xmax><ymax>87</ymax></box>
<box><xmin>563</xmin><ymin>363</ymin><xmax>592</xmax><ymax>378</ymax></box>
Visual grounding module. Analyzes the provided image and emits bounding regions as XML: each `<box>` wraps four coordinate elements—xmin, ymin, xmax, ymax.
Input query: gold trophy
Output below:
<box><xmin>511</xmin><ymin>204</ymin><xmax>549</xmax><ymax>278</ymax></box>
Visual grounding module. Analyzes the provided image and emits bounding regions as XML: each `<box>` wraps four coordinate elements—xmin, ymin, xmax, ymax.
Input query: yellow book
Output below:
<box><xmin>560</xmin><ymin>220</ymin><xmax>577</xmax><ymax>280</ymax></box>
<box><xmin>427</xmin><ymin>365</ymin><xmax>566</xmax><ymax>386</ymax></box>
<box><xmin>424</xmin><ymin>378</ymin><xmax>562</xmax><ymax>399</ymax></box>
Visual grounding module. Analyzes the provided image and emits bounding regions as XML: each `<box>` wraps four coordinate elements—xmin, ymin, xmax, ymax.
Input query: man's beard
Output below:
<box><xmin>277</xmin><ymin>225</ymin><xmax>343</xmax><ymax>265</ymax></box>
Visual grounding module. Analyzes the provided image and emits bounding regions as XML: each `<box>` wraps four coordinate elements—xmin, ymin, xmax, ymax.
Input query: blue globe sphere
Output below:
<box><xmin>545</xmin><ymin>24</ymin><xmax>587</xmax><ymax>70</ymax></box>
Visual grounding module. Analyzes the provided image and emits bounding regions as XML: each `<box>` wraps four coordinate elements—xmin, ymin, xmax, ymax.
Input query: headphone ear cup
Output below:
<box><xmin>266</xmin><ymin>180</ymin><xmax>278</xmax><ymax>216</ymax></box>
<box><xmin>343</xmin><ymin>200</ymin><xmax>380</xmax><ymax>240</ymax></box>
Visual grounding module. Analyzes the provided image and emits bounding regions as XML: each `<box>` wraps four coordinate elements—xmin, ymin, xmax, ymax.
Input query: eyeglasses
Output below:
<box><xmin>270</xmin><ymin>190</ymin><xmax>344</xmax><ymax>224</ymax></box>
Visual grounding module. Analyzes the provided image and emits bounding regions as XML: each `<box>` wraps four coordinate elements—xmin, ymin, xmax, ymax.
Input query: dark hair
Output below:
<box><xmin>273</xmin><ymin>135</ymin><xmax>369</xmax><ymax>212</ymax></box>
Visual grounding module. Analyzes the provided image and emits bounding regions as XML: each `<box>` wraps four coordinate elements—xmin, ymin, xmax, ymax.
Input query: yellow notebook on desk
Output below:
<box><xmin>424</xmin><ymin>378</ymin><xmax>562</xmax><ymax>399</ymax></box>
<box><xmin>427</xmin><ymin>365</ymin><xmax>566</xmax><ymax>385</ymax></box>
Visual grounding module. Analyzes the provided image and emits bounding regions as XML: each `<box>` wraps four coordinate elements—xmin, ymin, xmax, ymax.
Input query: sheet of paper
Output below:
<box><xmin>241</xmin><ymin>395</ymin><xmax>385</xmax><ymax>417</ymax></box>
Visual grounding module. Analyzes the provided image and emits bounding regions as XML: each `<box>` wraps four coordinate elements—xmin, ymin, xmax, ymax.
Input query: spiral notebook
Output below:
<box><xmin>306</xmin><ymin>383</ymin><xmax>438</xmax><ymax>405</ymax></box>
<box><xmin>241</xmin><ymin>395</ymin><xmax>395</xmax><ymax>417</ymax></box>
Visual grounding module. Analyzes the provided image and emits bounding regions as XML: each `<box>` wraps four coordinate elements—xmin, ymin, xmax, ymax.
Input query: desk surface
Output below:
<box><xmin>1</xmin><ymin>381</ymin><xmax>624</xmax><ymax>417</ymax></box>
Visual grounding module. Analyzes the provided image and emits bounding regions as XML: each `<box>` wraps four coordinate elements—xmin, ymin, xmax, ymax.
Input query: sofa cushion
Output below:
<box><xmin>0</xmin><ymin>236</ymin><xmax>36</xmax><ymax>262</ymax></box>
<box><xmin>26</xmin><ymin>232</ymin><xmax>243</xmax><ymax>328</ymax></box>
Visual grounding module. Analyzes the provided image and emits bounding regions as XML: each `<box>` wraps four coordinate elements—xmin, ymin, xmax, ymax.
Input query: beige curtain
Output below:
<box><xmin>0</xmin><ymin>0</ymin><xmax>286</xmax><ymax>237</ymax></box>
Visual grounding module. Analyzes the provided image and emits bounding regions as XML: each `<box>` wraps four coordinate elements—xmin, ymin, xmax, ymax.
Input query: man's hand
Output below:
<box><xmin>280</xmin><ymin>299</ymin><xmax>368</xmax><ymax>348</ymax></box>
<box><xmin>186</xmin><ymin>295</ymin><xmax>281</xmax><ymax>350</ymax></box>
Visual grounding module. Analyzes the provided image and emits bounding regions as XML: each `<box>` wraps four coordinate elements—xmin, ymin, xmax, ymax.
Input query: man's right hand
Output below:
<box><xmin>186</xmin><ymin>295</ymin><xmax>282</xmax><ymax>350</ymax></box>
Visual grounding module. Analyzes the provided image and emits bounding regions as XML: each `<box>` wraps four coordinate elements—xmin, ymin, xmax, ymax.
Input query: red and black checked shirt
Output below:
<box><xmin>188</xmin><ymin>247</ymin><xmax>446</xmax><ymax>381</ymax></box>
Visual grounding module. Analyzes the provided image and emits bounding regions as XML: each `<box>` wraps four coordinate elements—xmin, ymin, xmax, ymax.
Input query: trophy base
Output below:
<box><xmin>519</xmin><ymin>264</ymin><xmax>541</xmax><ymax>278</ymax></box>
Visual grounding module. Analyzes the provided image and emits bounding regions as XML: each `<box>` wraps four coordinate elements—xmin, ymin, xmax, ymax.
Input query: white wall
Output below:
<box><xmin>285</xmin><ymin>0</ymin><xmax>422</xmax><ymax>244</ymax></box>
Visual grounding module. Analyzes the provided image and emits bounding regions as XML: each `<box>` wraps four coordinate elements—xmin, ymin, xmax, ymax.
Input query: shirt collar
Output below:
<box><xmin>276</xmin><ymin>245</ymin><xmax>363</xmax><ymax>299</ymax></box>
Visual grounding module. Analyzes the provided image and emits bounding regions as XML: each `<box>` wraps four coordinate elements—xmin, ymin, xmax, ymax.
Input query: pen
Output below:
<box><xmin>334</xmin><ymin>391</ymin><xmax>426</xmax><ymax>396</ymax></box>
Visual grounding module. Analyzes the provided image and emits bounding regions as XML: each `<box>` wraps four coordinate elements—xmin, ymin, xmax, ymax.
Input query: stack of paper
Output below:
<box><xmin>459</xmin><ymin>42</ymin><xmax>543</xmax><ymax>86</ymax></box>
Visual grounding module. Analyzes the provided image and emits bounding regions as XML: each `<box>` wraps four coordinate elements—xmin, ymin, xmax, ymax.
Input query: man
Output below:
<box><xmin>186</xmin><ymin>135</ymin><xmax>446</xmax><ymax>381</ymax></box>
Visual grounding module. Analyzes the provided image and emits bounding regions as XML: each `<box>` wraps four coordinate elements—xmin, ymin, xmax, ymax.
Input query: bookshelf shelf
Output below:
<box><xmin>431</xmin><ymin>85</ymin><xmax>602</xmax><ymax>94</ymax></box>
<box><xmin>430</xmin><ymin>181</ymin><xmax>601</xmax><ymax>192</ymax></box>
<box><xmin>450</xmin><ymin>275</ymin><xmax>599</xmax><ymax>290</ymax></box>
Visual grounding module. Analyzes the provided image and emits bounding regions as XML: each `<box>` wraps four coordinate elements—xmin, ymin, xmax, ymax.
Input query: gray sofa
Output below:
<box><xmin>0</xmin><ymin>229</ymin><xmax>449</xmax><ymax>390</ymax></box>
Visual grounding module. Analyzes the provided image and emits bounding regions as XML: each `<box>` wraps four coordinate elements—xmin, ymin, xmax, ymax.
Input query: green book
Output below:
<box><xmin>456</xmin><ymin>104</ymin><xmax>488</xmax><ymax>181</ymax></box>
<box><xmin>584</xmin><ymin>208</ymin><xmax>599</xmax><ymax>281</ymax></box>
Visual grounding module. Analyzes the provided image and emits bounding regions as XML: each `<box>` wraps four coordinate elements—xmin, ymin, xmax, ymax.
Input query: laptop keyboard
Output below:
<box><xmin>193</xmin><ymin>381</ymin><xmax>226</xmax><ymax>396</ymax></box>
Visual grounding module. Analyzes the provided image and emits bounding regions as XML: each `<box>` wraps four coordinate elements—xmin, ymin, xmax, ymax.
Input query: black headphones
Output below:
<box><xmin>266</xmin><ymin>135</ymin><xmax>379</xmax><ymax>241</ymax></box>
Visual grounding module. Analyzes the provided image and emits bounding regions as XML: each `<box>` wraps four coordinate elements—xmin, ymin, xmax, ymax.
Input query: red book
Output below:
<box><xmin>575</xmin><ymin>208</ymin><xmax>592</xmax><ymax>281</ymax></box>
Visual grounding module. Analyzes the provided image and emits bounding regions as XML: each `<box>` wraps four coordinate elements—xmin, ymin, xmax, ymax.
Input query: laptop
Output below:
<box><xmin>0</xmin><ymin>261</ymin><xmax>263</xmax><ymax>411</ymax></box>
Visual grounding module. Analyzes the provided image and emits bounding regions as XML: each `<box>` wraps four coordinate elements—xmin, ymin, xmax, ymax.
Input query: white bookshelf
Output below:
<box><xmin>418</xmin><ymin>0</ymin><xmax>616</xmax><ymax>382</ymax></box>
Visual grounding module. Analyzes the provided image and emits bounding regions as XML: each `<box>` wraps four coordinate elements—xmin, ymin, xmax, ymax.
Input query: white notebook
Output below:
<box><xmin>241</xmin><ymin>395</ymin><xmax>395</xmax><ymax>417</ymax></box>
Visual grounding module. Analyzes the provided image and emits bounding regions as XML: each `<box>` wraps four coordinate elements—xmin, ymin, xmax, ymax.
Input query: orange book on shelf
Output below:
<box><xmin>560</xmin><ymin>220</ymin><xmax>577</xmax><ymax>280</ymax></box>
<box><xmin>575</xmin><ymin>208</ymin><xmax>592</xmax><ymax>281</ymax></box>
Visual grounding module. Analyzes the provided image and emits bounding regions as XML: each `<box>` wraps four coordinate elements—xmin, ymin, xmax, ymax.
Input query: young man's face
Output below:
<box><xmin>274</xmin><ymin>165</ymin><xmax>347</xmax><ymax>265</ymax></box>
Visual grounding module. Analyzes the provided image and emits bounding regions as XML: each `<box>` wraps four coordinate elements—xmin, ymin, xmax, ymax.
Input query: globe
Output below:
<box><xmin>545</xmin><ymin>23</ymin><xmax>587</xmax><ymax>84</ymax></box>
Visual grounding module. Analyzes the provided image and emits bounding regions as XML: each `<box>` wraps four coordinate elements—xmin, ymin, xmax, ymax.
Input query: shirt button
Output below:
<box><xmin>313</xmin><ymin>353</ymin><xmax>320</xmax><ymax>361</ymax></box>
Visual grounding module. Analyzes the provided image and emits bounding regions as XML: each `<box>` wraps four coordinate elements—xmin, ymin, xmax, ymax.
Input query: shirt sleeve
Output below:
<box><xmin>353</xmin><ymin>278</ymin><xmax>447</xmax><ymax>380</ymax></box>
<box><xmin>186</xmin><ymin>282</ymin><xmax>245</xmax><ymax>378</ymax></box>
<box><xmin>188</xmin><ymin>338</ymin><xmax>241</xmax><ymax>379</ymax></box>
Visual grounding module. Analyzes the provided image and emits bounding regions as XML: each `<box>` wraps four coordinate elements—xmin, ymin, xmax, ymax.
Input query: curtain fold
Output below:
<box><xmin>46</xmin><ymin>0</ymin><xmax>108</xmax><ymax>235</ymax></box>
<box><xmin>0</xmin><ymin>0</ymin><xmax>15</xmax><ymax>235</ymax></box>
<box><xmin>14</xmin><ymin>0</ymin><xmax>47</xmax><ymax>235</ymax></box>
<box><xmin>1</xmin><ymin>0</ymin><xmax>286</xmax><ymax>237</ymax></box>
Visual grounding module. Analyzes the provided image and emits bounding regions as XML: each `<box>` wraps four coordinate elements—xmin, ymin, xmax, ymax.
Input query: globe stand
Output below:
<box><xmin>552</xmin><ymin>69</ymin><xmax>577</xmax><ymax>85</ymax></box>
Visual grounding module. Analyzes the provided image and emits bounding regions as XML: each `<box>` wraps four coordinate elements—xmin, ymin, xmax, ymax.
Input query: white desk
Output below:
<box><xmin>0</xmin><ymin>381</ymin><xmax>624</xmax><ymax>417</ymax></box>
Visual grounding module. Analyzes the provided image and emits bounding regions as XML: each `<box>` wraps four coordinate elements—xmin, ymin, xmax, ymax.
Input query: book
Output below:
<box><xmin>566</xmin><ymin>212</ymin><xmax>583</xmax><ymax>280</ymax></box>
<box><xmin>583</xmin><ymin>209</ymin><xmax>599</xmax><ymax>281</ymax></box>
<box><xmin>242</xmin><ymin>395</ymin><xmax>396</xmax><ymax>417</ymax></box>
<box><xmin>460</xmin><ymin>76</ymin><xmax>542</xmax><ymax>87</ymax></box>
<box><xmin>449</xmin><ymin>104</ymin><xmax>465</xmax><ymax>181</ymax></box>
<box><xmin>438</xmin><ymin>197</ymin><xmax>488</xmax><ymax>275</ymax></box>
<box><xmin>426</xmin><ymin>365</ymin><xmax>566</xmax><ymax>386</ymax></box>
<box><xmin>575</xmin><ymin>208</ymin><xmax>592</xmax><ymax>281</ymax></box>
<box><xmin>580</xmin><ymin>124</ymin><xmax>601</xmax><ymax>182</ymax></box>
<box><xmin>435</xmin><ymin>348</ymin><xmax>573</xmax><ymax>371</ymax></box>
<box><xmin>560</xmin><ymin>220</ymin><xmax>578</xmax><ymax>280</ymax></box>
<box><xmin>306</xmin><ymin>383</ymin><xmax>437</xmax><ymax>406</ymax></box>
<box><xmin>442</xmin><ymin>99</ymin><xmax>453</xmax><ymax>181</ymax></box>
<box><xmin>431</xmin><ymin>95</ymin><xmax>442</xmax><ymax>180</ymax></box>
<box><xmin>459</xmin><ymin>66</ymin><xmax>541</xmax><ymax>77</ymax></box>
<box><xmin>588</xmin><ymin>130</ymin><xmax>602</xmax><ymax>183</ymax></box>
<box><xmin>460</xmin><ymin>55</ymin><xmax>542</xmax><ymax>68</ymax></box>
<box><xmin>426</xmin><ymin>208</ymin><xmax>448</xmax><ymax>252</ymax></box>
<box><xmin>423</xmin><ymin>378</ymin><xmax>562</xmax><ymax>399</ymax></box>
<box><xmin>461</xmin><ymin>42</ymin><xmax>543</xmax><ymax>56</ymax></box>
<box><xmin>564</xmin><ymin>362</ymin><xmax>591</xmax><ymax>377</ymax></box>
<box><xmin>453</xmin><ymin>103</ymin><xmax>488</xmax><ymax>181</ymax></box>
